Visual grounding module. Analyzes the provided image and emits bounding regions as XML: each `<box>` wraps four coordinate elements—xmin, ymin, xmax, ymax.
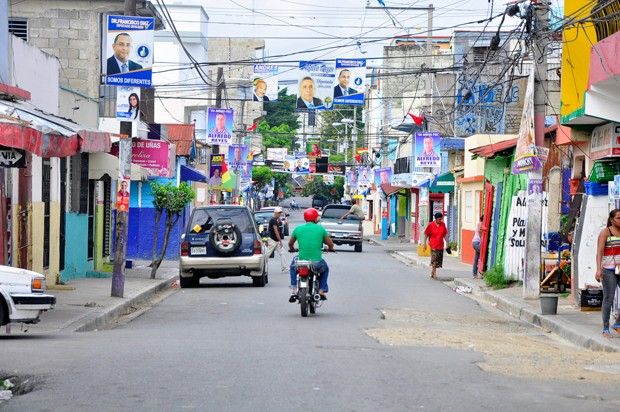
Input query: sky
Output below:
<box><xmin>167</xmin><ymin>0</ymin><xmax>514</xmax><ymax>64</ymax></box>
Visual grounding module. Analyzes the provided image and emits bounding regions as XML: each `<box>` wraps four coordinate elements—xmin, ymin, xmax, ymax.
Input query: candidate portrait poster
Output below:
<box><xmin>414</xmin><ymin>132</ymin><xmax>441</xmax><ymax>168</ymax></box>
<box><xmin>333</xmin><ymin>58</ymin><xmax>366</xmax><ymax>106</ymax></box>
<box><xmin>115</xmin><ymin>86</ymin><xmax>141</xmax><ymax>121</ymax></box>
<box><xmin>104</xmin><ymin>15</ymin><xmax>154</xmax><ymax>87</ymax></box>
<box><xmin>252</xmin><ymin>65</ymin><xmax>278</xmax><ymax>102</ymax></box>
<box><xmin>209</xmin><ymin>154</ymin><xmax>225</xmax><ymax>189</ymax></box>
<box><xmin>227</xmin><ymin>144</ymin><xmax>249</xmax><ymax>170</ymax></box>
<box><xmin>207</xmin><ymin>108</ymin><xmax>234</xmax><ymax>145</ymax></box>
<box><xmin>296</xmin><ymin>61</ymin><xmax>335</xmax><ymax>111</ymax></box>
<box><xmin>374</xmin><ymin>167</ymin><xmax>392</xmax><ymax>186</ymax></box>
<box><xmin>358</xmin><ymin>166</ymin><xmax>371</xmax><ymax>187</ymax></box>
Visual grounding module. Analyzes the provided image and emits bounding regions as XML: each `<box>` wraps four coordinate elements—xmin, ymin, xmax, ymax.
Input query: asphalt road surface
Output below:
<box><xmin>2</xmin><ymin>210</ymin><xmax>620</xmax><ymax>411</ymax></box>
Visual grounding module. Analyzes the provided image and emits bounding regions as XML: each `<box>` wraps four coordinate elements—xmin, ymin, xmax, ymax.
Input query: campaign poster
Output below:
<box><xmin>115</xmin><ymin>86</ymin><xmax>141</xmax><ymax>121</ymax></box>
<box><xmin>358</xmin><ymin>166</ymin><xmax>371</xmax><ymax>187</ymax></box>
<box><xmin>266</xmin><ymin>147</ymin><xmax>287</xmax><ymax>161</ymax></box>
<box><xmin>227</xmin><ymin>144</ymin><xmax>249</xmax><ymax>170</ymax></box>
<box><xmin>374</xmin><ymin>167</ymin><xmax>392</xmax><ymax>186</ymax></box>
<box><xmin>346</xmin><ymin>170</ymin><xmax>358</xmax><ymax>189</ymax></box>
<box><xmin>333</xmin><ymin>59</ymin><xmax>366</xmax><ymax>106</ymax></box>
<box><xmin>513</xmin><ymin>71</ymin><xmax>541</xmax><ymax>174</ymax></box>
<box><xmin>206</xmin><ymin>108</ymin><xmax>234</xmax><ymax>145</ymax></box>
<box><xmin>414</xmin><ymin>132</ymin><xmax>441</xmax><ymax>168</ymax></box>
<box><xmin>116</xmin><ymin>177</ymin><xmax>131</xmax><ymax>212</ymax></box>
<box><xmin>296</xmin><ymin>61</ymin><xmax>335</xmax><ymax>111</ymax></box>
<box><xmin>307</xmin><ymin>140</ymin><xmax>322</xmax><ymax>158</ymax></box>
<box><xmin>252</xmin><ymin>65</ymin><xmax>278</xmax><ymax>102</ymax></box>
<box><xmin>209</xmin><ymin>154</ymin><xmax>225</xmax><ymax>189</ymax></box>
<box><xmin>240</xmin><ymin>161</ymin><xmax>253</xmax><ymax>181</ymax></box>
<box><xmin>104</xmin><ymin>15</ymin><xmax>154</xmax><ymax>87</ymax></box>
<box><xmin>284</xmin><ymin>154</ymin><xmax>309</xmax><ymax>173</ymax></box>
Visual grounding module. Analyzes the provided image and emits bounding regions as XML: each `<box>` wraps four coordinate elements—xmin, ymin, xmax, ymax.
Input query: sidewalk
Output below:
<box><xmin>368</xmin><ymin>235</ymin><xmax>620</xmax><ymax>352</ymax></box>
<box><xmin>4</xmin><ymin>260</ymin><xmax>178</xmax><ymax>335</ymax></box>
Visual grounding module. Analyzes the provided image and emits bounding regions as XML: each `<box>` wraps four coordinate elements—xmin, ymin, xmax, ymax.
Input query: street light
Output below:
<box><xmin>332</xmin><ymin>119</ymin><xmax>354</xmax><ymax>163</ymax></box>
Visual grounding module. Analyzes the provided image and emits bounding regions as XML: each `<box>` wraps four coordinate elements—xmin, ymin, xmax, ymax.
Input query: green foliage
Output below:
<box><xmin>151</xmin><ymin>181</ymin><xmax>195</xmax><ymax>215</ymax></box>
<box><xmin>302</xmin><ymin>176</ymin><xmax>342</xmax><ymax>201</ymax></box>
<box><xmin>264</xmin><ymin>88</ymin><xmax>299</xmax><ymax>130</ymax></box>
<box><xmin>252</xmin><ymin>166</ymin><xmax>273</xmax><ymax>189</ymax></box>
<box><xmin>259</xmin><ymin>121</ymin><xmax>296</xmax><ymax>151</ymax></box>
<box><xmin>448</xmin><ymin>241</ymin><xmax>458</xmax><ymax>251</ymax></box>
<box><xmin>484</xmin><ymin>266</ymin><xmax>509</xmax><ymax>290</ymax></box>
<box><xmin>318</xmin><ymin>107</ymin><xmax>366</xmax><ymax>161</ymax></box>
<box><xmin>273</xmin><ymin>172</ymin><xmax>293</xmax><ymax>198</ymax></box>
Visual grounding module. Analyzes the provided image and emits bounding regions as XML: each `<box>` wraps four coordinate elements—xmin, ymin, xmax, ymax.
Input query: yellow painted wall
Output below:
<box><xmin>49</xmin><ymin>202</ymin><xmax>60</xmax><ymax>285</ymax></box>
<box><xmin>560</xmin><ymin>0</ymin><xmax>597</xmax><ymax>122</ymax></box>
<box><xmin>30</xmin><ymin>202</ymin><xmax>44</xmax><ymax>275</ymax></box>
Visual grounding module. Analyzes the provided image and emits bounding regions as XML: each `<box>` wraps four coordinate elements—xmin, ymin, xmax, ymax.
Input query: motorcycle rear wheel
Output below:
<box><xmin>299</xmin><ymin>287</ymin><xmax>308</xmax><ymax>317</ymax></box>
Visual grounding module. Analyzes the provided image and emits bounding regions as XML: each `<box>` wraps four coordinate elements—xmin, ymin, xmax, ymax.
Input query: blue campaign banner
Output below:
<box><xmin>414</xmin><ymin>132</ymin><xmax>441</xmax><ymax>168</ymax></box>
<box><xmin>297</xmin><ymin>61</ymin><xmax>335</xmax><ymax>111</ymax></box>
<box><xmin>104</xmin><ymin>15</ymin><xmax>154</xmax><ymax>88</ymax></box>
<box><xmin>207</xmin><ymin>108</ymin><xmax>234</xmax><ymax>145</ymax></box>
<box><xmin>333</xmin><ymin>58</ymin><xmax>366</xmax><ymax>106</ymax></box>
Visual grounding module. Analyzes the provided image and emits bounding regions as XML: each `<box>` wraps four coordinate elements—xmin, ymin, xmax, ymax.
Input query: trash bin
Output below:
<box><xmin>540</xmin><ymin>294</ymin><xmax>559</xmax><ymax>315</ymax></box>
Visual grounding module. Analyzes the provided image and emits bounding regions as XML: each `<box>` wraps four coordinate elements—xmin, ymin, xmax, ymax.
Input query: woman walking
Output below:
<box><xmin>472</xmin><ymin>215</ymin><xmax>483</xmax><ymax>278</ymax></box>
<box><xmin>595</xmin><ymin>209</ymin><xmax>620</xmax><ymax>337</ymax></box>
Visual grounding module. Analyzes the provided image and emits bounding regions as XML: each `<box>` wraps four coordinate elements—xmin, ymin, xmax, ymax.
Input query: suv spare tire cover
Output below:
<box><xmin>209</xmin><ymin>222</ymin><xmax>242</xmax><ymax>255</ymax></box>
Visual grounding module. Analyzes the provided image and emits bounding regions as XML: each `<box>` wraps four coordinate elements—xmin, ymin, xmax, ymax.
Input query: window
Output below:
<box><xmin>465</xmin><ymin>190</ymin><xmax>473</xmax><ymax>223</ymax></box>
<box><xmin>8</xmin><ymin>18</ymin><xmax>28</xmax><ymax>41</ymax></box>
<box><xmin>472</xmin><ymin>46</ymin><xmax>488</xmax><ymax>63</ymax></box>
<box><xmin>42</xmin><ymin>159</ymin><xmax>51</xmax><ymax>269</ymax></box>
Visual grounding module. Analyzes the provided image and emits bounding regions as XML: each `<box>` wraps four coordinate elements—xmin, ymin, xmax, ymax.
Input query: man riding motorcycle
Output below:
<box><xmin>288</xmin><ymin>208</ymin><xmax>335</xmax><ymax>302</ymax></box>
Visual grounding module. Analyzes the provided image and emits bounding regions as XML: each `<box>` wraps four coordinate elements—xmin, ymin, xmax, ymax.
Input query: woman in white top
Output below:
<box><xmin>127</xmin><ymin>93</ymin><xmax>140</xmax><ymax>120</ymax></box>
<box><xmin>472</xmin><ymin>215</ymin><xmax>483</xmax><ymax>278</ymax></box>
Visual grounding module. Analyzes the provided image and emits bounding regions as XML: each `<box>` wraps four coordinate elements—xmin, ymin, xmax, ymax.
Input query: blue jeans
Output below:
<box><xmin>472</xmin><ymin>241</ymin><xmax>481</xmax><ymax>276</ymax></box>
<box><xmin>289</xmin><ymin>257</ymin><xmax>329</xmax><ymax>293</ymax></box>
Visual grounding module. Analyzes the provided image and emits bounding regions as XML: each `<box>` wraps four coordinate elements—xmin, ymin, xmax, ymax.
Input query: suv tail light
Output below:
<box><xmin>181</xmin><ymin>241</ymin><xmax>189</xmax><ymax>257</ymax></box>
<box><xmin>297</xmin><ymin>266</ymin><xmax>310</xmax><ymax>277</ymax></box>
<box><xmin>254</xmin><ymin>239</ymin><xmax>262</xmax><ymax>254</ymax></box>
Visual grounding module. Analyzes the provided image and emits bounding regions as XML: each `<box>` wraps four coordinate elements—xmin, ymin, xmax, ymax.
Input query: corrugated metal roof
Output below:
<box><xmin>164</xmin><ymin>124</ymin><xmax>194</xmax><ymax>156</ymax></box>
<box><xmin>469</xmin><ymin>138</ymin><xmax>518</xmax><ymax>158</ymax></box>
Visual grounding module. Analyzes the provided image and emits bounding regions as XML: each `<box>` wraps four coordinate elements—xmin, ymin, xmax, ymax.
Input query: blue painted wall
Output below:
<box><xmin>61</xmin><ymin>212</ymin><xmax>93</xmax><ymax>281</ymax></box>
<box><xmin>125</xmin><ymin>207</ymin><xmax>187</xmax><ymax>260</ymax></box>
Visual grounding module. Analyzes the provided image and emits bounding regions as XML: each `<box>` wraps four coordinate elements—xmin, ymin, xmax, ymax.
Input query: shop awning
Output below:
<box><xmin>180</xmin><ymin>165</ymin><xmax>207</xmax><ymax>183</ymax></box>
<box><xmin>430</xmin><ymin>172</ymin><xmax>455</xmax><ymax>193</ymax></box>
<box><xmin>469</xmin><ymin>138</ymin><xmax>518</xmax><ymax>159</ymax></box>
<box><xmin>88</xmin><ymin>152</ymin><xmax>150</xmax><ymax>181</ymax></box>
<box><xmin>0</xmin><ymin>99</ymin><xmax>111</xmax><ymax>157</ymax></box>
<box><xmin>380</xmin><ymin>183</ymin><xmax>407</xmax><ymax>196</ymax></box>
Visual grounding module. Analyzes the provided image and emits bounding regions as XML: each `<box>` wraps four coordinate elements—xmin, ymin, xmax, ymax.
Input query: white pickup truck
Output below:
<box><xmin>0</xmin><ymin>265</ymin><xmax>56</xmax><ymax>326</ymax></box>
<box><xmin>319</xmin><ymin>204</ymin><xmax>364</xmax><ymax>252</ymax></box>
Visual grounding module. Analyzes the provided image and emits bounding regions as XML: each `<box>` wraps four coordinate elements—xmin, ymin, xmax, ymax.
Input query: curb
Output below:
<box><xmin>453</xmin><ymin>278</ymin><xmax>620</xmax><ymax>353</ymax></box>
<box><xmin>70</xmin><ymin>275</ymin><xmax>178</xmax><ymax>333</ymax></box>
<box><xmin>391</xmin><ymin>251</ymin><xmax>456</xmax><ymax>282</ymax></box>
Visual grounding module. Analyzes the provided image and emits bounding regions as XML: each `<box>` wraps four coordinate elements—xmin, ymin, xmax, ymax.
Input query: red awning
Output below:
<box><xmin>469</xmin><ymin>138</ymin><xmax>518</xmax><ymax>158</ymax></box>
<box><xmin>380</xmin><ymin>183</ymin><xmax>407</xmax><ymax>196</ymax></box>
<box><xmin>0</xmin><ymin>99</ymin><xmax>111</xmax><ymax>157</ymax></box>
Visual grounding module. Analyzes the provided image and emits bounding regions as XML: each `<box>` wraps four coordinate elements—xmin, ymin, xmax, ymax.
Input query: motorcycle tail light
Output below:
<box><xmin>181</xmin><ymin>241</ymin><xmax>189</xmax><ymax>257</ymax></box>
<box><xmin>297</xmin><ymin>266</ymin><xmax>310</xmax><ymax>277</ymax></box>
<box><xmin>253</xmin><ymin>239</ymin><xmax>262</xmax><ymax>254</ymax></box>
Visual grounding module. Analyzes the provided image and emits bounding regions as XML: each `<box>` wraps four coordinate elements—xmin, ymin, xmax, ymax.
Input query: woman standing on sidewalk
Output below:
<box><xmin>595</xmin><ymin>209</ymin><xmax>620</xmax><ymax>337</ymax></box>
<box><xmin>472</xmin><ymin>215</ymin><xmax>483</xmax><ymax>279</ymax></box>
<box><xmin>424</xmin><ymin>212</ymin><xmax>448</xmax><ymax>280</ymax></box>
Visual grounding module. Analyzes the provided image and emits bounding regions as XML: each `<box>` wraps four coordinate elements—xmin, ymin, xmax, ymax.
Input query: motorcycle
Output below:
<box><xmin>291</xmin><ymin>249</ymin><xmax>334</xmax><ymax>317</ymax></box>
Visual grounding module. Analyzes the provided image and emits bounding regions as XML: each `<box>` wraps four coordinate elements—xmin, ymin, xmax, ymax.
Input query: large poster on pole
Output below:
<box><xmin>512</xmin><ymin>71</ymin><xmax>541</xmax><ymax>174</ymax></box>
<box><xmin>207</xmin><ymin>108</ymin><xmax>234</xmax><ymax>145</ymax></box>
<box><xmin>115</xmin><ymin>87</ymin><xmax>141</xmax><ymax>121</ymax></box>
<box><xmin>227</xmin><ymin>144</ymin><xmax>249</xmax><ymax>170</ymax></box>
<box><xmin>104</xmin><ymin>15</ymin><xmax>154</xmax><ymax>87</ymax></box>
<box><xmin>296</xmin><ymin>61</ymin><xmax>335</xmax><ymax>111</ymax></box>
<box><xmin>333</xmin><ymin>58</ymin><xmax>366</xmax><ymax>106</ymax></box>
<box><xmin>414</xmin><ymin>132</ymin><xmax>441</xmax><ymax>168</ymax></box>
<box><xmin>252</xmin><ymin>65</ymin><xmax>278</xmax><ymax>102</ymax></box>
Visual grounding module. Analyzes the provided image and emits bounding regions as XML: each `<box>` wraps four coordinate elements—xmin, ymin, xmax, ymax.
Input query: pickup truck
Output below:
<box><xmin>319</xmin><ymin>204</ymin><xmax>364</xmax><ymax>252</ymax></box>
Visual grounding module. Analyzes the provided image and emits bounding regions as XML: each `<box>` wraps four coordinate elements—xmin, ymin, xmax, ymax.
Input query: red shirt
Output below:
<box><xmin>424</xmin><ymin>221</ymin><xmax>447</xmax><ymax>250</ymax></box>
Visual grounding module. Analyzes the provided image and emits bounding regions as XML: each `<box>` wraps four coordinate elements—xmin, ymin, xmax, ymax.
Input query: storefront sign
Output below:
<box><xmin>590</xmin><ymin>122</ymin><xmax>620</xmax><ymax>160</ymax></box>
<box><xmin>130</xmin><ymin>139</ymin><xmax>169</xmax><ymax>176</ymax></box>
<box><xmin>0</xmin><ymin>146</ymin><xmax>25</xmax><ymax>168</ymax></box>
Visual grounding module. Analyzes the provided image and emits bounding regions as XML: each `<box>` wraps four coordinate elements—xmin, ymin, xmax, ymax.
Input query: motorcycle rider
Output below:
<box><xmin>288</xmin><ymin>208</ymin><xmax>335</xmax><ymax>303</ymax></box>
<box><xmin>290</xmin><ymin>199</ymin><xmax>298</xmax><ymax>210</ymax></box>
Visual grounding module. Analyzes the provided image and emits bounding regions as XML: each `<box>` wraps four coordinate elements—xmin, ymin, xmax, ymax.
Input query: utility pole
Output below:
<box><xmin>111</xmin><ymin>0</ymin><xmax>138</xmax><ymax>298</ymax></box>
<box><xmin>524</xmin><ymin>1</ymin><xmax>549</xmax><ymax>299</ymax></box>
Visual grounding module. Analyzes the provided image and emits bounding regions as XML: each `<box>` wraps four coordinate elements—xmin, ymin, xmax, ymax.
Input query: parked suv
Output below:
<box><xmin>0</xmin><ymin>265</ymin><xmax>56</xmax><ymax>326</ymax></box>
<box><xmin>179</xmin><ymin>205</ymin><xmax>272</xmax><ymax>288</ymax></box>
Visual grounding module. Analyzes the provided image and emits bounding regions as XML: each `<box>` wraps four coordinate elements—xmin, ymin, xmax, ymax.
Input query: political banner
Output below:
<box><xmin>333</xmin><ymin>59</ymin><xmax>366</xmax><ymax>106</ymax></box>
<box><xmin>358</xmin><ymin>166</ymin><xmax>371</xmax><ymax>187</ymax></box>
<box><xmin>346</xmin><ymin>170</ymin><xmax>358</xmax><ymax>189</ymax></box>
<box><xmin>115</xmin><ymin>87</ymin><xmax>141</xmax><ymax>121</ymax></box>
<box><xmin>375</xmin><ymin>167</ymin><xmax>392</xmax><ymax>186</ymax></box>
<box><xmin>252</xmin><ymin>65</ymin><xmax>278</xmax><ymax>102</ymax></box>
<box><xmin>209</xmin><ymin>154</ymin><xmax>225</xmax><ymax>189</ymax></box>
<box><xmin>296</xmin><ymin>61</ymin><xmax>335</xmax><ymax>111</ymax></box>
<box><xmin>307</xmin><ymin>140</ymin><xmax>322</xmax><ymax>158</ymax></box>
<box><xmin>283</xmin><ymin>154</ymin><xmax>309</xmax><ymax>174</ymax></box>
<box><xmin>414</xmin><ymin>132</ymin><xmax>441</xmax><ymax>168</ymax></box>
<box><xmin>104</xmin><ymin>15</ymin><xmax>154</xmax><ymax>87</ymax></box>
<box><xmin>240</xmin><ymin>161</ymin><xmax>253</xmax><ymax>181</ymax></box>
<box><xmin>207</xmin><ymin>108</ymin><xmax>234</xmax><ymax>145</ymax></box>
<box><xmin>513</xmin><ymin>71</ymin><xmax>541</xmax><ymax>174</ymax></box>
<box><xmin>227</xmin><ymin>144</ymin><xmax>249</xmax><ymax>170</ymax></box>
<box><xmin>266</xmin><ymin>147</ymin><xmax>288</xmax><ymax>161</ymax></box>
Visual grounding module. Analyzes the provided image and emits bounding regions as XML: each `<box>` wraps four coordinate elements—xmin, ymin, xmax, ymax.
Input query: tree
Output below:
<box><xmin>259</xmin><ymin>121</ymin><xmax>296</xmax><ymax>151</ymax></box>
<box><xmin>252</xmin><ymin>165</ymin><xmax>273</xmax><ymax>189</ymax></box>
<box><xmin>301</xmin><ymin>176</ymin><xmax>342</xmax><ymax>202</ymax></box>
<box><xmin>264</xmin><ymin>88</ymin><xmax>299</xmax><ymax>130</ymax></box>
<box><xmin>150</xmin><ymin>181</ymin><xmax>195</xmax><ymax>278</ymax></box>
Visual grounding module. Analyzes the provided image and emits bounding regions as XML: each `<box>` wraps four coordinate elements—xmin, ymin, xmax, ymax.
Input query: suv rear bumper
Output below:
<box><xmin>180</xmin><ymin>254</ymin><xmax>265</xmax><ymax>275</ymax></box>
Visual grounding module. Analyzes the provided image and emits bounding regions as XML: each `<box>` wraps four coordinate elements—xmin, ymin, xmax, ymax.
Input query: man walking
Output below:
<box><xmin>424</xmin><ymin>212</ymin><xmax>448</xmax><ymax>279</ymax></box>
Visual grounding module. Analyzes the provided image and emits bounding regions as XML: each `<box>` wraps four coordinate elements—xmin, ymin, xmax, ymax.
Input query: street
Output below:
<box><xmin>1</xmin><ymin>212</ymin><xmax>620</xmax><ymax>411</ymax></box>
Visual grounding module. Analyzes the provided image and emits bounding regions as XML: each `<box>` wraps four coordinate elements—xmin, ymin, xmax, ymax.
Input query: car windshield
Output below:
<box><xmin>190</xmin><ymin>208</ymin><xmax>254</xmax><ymax>233</ymax></box>
<box><xmin>254</xmin><ymin>212</ymin><xmax>272</xmax><ymax>222</ymax></box>
<box><xmin>321</xmin><ymin>207</ymin><xmax>349</xmax><ymax>219</ymax></box>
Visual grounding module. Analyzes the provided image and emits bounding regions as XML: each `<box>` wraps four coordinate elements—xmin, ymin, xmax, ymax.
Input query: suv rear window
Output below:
<box><xmin>190</xmin><ymin>208</ymin><xmax>254</xmax><ymax>233</ymax></box>
<box><xmin>321</xmin><ymin>206</ymin><xmax>349</xmax><ymax>219</ymax></box>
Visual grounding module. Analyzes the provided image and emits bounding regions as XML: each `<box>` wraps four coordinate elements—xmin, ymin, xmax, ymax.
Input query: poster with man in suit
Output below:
<box><xmin>333</xmin><ymin>58</ymin><xmax>366</xmax><ymax>106</ymax></box>
<box><xmin>296</xmin><ymin>61</ymin><xmax>335</xmax><ymax>111</ymax></box>
<box><xmin>103</xmin><ymin>15</ymin><xmax>154</xmax><ymax>87</ymax></box>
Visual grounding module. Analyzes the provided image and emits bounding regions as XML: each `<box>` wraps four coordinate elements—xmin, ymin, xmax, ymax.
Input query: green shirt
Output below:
<box><xmin>292</xmin><ymin>222</ymin><xmax>328</xmax><ymax>261</ymax></box>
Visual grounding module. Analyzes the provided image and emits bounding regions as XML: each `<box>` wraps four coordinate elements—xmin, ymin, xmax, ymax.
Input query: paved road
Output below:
<box><xmin>2</xmin><ymin>214</ymin><xmax>620</xmax><ymax>410</ymax></box>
